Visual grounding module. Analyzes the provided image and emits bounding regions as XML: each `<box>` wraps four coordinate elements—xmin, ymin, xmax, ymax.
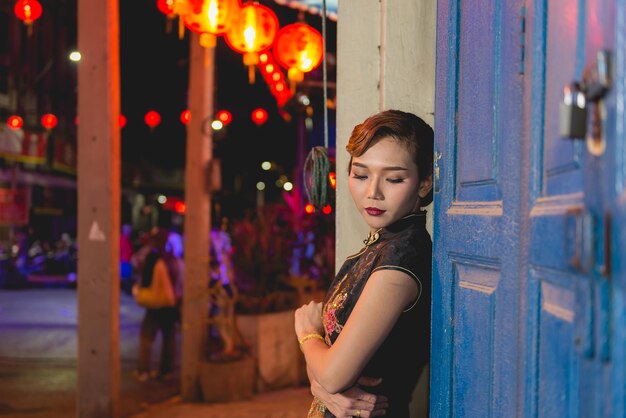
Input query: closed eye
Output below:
<box><xmin>387</xmin><ymin>178</ymin><xmax>406</xmax><ymax>183</ymax></box>
<box><xmin>351</xmin><ymin>174</ymin><xmax>367</xmax><ymax>180</ymax></box>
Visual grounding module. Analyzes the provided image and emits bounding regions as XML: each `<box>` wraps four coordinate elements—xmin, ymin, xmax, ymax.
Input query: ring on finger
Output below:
<box><xmin>355</xmin><ymin>410</ymin><xmax>361</xmax><ymax>418</ymax></box>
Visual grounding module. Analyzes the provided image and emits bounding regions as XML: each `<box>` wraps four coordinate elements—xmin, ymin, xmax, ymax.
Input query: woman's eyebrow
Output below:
<box><xmin>352</xmin><ymin>162</ymin><xmax>408</xmax><ymax>171</ymax></box>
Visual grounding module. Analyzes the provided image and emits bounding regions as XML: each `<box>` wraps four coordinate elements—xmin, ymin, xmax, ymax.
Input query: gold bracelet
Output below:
<box><xmin>298</xmin><ymin>333</ymin><xmax>325</xmax><ymax>351</ymax></box>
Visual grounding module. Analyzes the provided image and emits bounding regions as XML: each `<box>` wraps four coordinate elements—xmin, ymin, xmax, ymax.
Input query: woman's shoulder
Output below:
<box><xmin>373</xmin><ymin>225</ymin><xmax>431</xmax><ymax>279</ymax></box>
<box><xmin>379</xmin><ymin>227</ymin><xmax>430</xmax><ymax>256</ymax></box>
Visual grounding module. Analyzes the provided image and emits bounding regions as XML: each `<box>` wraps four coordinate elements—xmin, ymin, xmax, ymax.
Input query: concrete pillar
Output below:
<box><xmin>76</xmin><ymin>0</ymin><xmax>121</xmax><ymax>416</ymax></box>
<box><xmin>181</xmin><ymin>34</ymin><xmax>214</xmax><ymax>401</ymax></box>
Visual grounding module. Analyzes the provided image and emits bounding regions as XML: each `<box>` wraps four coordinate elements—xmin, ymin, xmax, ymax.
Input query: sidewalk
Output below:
<box><xmin>127</xmin><ymin>386</ymin><xmax>312</xmax><ymax>418</ymax></box>
<box><xmin>0</xmin><ymin>288</ymin><xmax>313</xmax><ymax>418</ymax></box>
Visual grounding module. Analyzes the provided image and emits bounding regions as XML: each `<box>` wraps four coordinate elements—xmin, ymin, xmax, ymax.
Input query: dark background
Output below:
<box><xmin>118</xmin><ymin>0</ymin><xmax>337</xmax><ymax>217</ymax></box>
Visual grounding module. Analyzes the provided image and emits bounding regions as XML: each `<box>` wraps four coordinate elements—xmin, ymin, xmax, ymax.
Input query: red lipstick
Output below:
<box><xmin>365</xmin><ymin>207</ymin><xmax>386</xmax><ymax>216</ymax></box>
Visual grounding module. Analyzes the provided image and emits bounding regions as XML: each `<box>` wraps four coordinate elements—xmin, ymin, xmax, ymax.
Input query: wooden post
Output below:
<box><xmin>76</xmin><ymin>0</ymin><xmax>121</xmax><ymax>416</ymax></box>
<box><xmin>181</xmin><ymin>34</ymin><xmax>214</xmax><ymax>400</ymax></box>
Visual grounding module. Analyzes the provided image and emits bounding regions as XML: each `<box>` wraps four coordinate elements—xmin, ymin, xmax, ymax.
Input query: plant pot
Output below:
<box><xmin>237</xmin><ymin>309</ymin><xmax>304</xmax><ymax>392</ymax></box>
<box><xmin>199</xmin><ymin>355</ymin><xmax>255</xmax><ymax>402</ymax></box>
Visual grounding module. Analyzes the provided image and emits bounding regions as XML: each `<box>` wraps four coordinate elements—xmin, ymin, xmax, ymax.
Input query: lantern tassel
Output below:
<box><xmin>27</xmin><ymin>23</ymin><xmax>33</xmax><ymax>37</ymax></box>
<box><xmin>248</xmin><ymin>65</ymin><xmax>256</xmax><ymax>84</ymax></box>
<box><xmin>178</xmin><ymin>17</ymin><xmax>185</xmax><ymax>39</ymax></box>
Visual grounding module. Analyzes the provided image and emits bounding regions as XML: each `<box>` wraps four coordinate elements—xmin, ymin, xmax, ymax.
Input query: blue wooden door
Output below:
<box><xmin>431</xmin><ymin>1</ymin><xmax>525</xmax><ymax>416</ymax></box>
<box><xmin>431</xmin><ymin>0</ymin><xmax>625</xmax><ymax>417</ymax></box>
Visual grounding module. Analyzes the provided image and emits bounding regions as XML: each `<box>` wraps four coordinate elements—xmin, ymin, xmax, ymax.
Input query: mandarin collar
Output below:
<box><xmin>362</xmin><ymin>212</ymin><xmax>426</xmax><ymax>247</ymax></box>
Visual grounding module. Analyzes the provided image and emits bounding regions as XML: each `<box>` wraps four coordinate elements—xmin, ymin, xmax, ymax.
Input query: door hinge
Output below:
<box><xmin>518</xmin><ymin>6</ymin><xmax>526</xmax><ymax>75</ymax></box>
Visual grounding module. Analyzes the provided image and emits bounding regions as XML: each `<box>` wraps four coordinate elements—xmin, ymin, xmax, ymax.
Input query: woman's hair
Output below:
<box><xmin>140</xmin><ymin>228</ymin><xmax>173</xmax><ymax>288</ymax></box>
<box><xmin>346</xmin><ymin>109</ymin><xmax>434</xmax><ymax>206</ymax></box>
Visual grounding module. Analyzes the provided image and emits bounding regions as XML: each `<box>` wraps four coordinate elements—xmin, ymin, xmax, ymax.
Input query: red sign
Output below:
<box><xmin>0</xmin><ymin>188</ymin><xmax>29</xmax><ymax>226</ymax></box>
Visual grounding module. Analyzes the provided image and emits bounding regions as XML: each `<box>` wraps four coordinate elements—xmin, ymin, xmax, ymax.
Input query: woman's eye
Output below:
<box><xmin>387</xmin><ymin>178</ymin><xmax>405</xmax><ymax>184</ymax></box>
<box><xmin>351</xmin><ymin>174</ymin><xmax>367</xmax><ymax>180</ymax></box>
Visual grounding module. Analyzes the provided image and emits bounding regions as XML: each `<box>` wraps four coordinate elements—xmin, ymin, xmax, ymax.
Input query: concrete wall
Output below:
<box><xmin>335</xmin><ymin>1</ymin><xmax>437</xmax><ymax>417</ymax></box>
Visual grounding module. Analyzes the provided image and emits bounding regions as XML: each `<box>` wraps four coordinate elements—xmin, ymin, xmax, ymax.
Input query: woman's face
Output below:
<box><xmin>348</xmin><ymin>136</ymin><xmax>429</xmax><ymax>231</ymax></box>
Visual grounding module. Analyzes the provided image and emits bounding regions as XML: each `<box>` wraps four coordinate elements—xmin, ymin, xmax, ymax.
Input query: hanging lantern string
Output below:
<box><xmin>302</xmin><ymin>0</ymin><xmax>331</xmax><ymax>210</ymax></box>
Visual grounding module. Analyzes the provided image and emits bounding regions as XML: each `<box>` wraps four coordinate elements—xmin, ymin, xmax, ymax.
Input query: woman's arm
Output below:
<box><xmin>307</xmin><ymin>364</ymin><xmax>389</xmax><ymax>418</ymax></box>
<box><xmin>295</xmin><ymin>269</ymin><xmax>418</xmax><ymax>394</ymax></box>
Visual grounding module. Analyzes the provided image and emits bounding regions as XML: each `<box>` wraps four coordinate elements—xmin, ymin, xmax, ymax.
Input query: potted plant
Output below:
<box><xmin>229</xmin><ymin>202</ymin><xmax>334</xmax><ymax>392</ymax></box>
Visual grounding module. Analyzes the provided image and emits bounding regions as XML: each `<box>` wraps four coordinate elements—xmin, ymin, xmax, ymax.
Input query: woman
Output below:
<box><xmin>295</xmin><ymin>109</ymin><xmax>433</xmax><ymax>418</ymax></box>
<box><xmin>134</xmin><ymin>228</ymin><xmax>179</xmax><ymax>382</ymax></box>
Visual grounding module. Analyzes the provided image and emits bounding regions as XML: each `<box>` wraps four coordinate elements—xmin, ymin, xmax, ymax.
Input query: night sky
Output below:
<box><xmin>117</xmin><ymin>0</ymin><xmax>337</xmax><ymax>214</ymax></box>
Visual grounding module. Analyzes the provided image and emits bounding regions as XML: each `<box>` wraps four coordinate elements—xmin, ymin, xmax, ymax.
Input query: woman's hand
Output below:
<box><xmin>311</xmin><ymin>376</ymin><xmax>388</xmax><ymax>418</ymax></box>
<box><xmin>295</xmin><ymin>300</ymin><xmax>324</xmax><ymax>338</ymax></box>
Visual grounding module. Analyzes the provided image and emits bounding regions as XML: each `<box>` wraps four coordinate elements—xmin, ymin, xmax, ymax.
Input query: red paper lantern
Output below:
<box><xmin>322</xmin><ymin>205</ymin><xmax>332</xmax><ymax>215</ymax></box>
<box><xmin>157</xmin><ymin>0</ymin><xmax>191</xmax><ymax>38</ymax></box>
<box><xmin>157</xmin><ymin>0</ymin><xmax>177</xmax><ymax>18</ymax></box>
<box><xmin>144</xmin><ymin>110</ymin><xmax>161</xmax><ymax>129</ymax></box>
<box><xmin>251</xmin><ymin>107</ymin><xmax>268</xmax><ymax>126</ymax></box>
<box><xmin>14</xmin><ymin>0</ymin><xmax>42</xmax><ymax>28</ymax></box>
<box><xmin>183</xmin><ymin>0</ymin><xmax>240</xmax><ymax>48</ymax></box>
<box><xmin>7</xmin><ymin>115</ymin><xmax>23</xmax><ymax>130</ymax></box>
<box><xmin>304</xmin><ymin>203</ymin><xmax>315</xmax><ymax>214</ymax></box>
<box><xmin>180</xmin><ymin>109</ymin><xmax>191</xmax><ymax>124</ymax></box>
<box><xmin>273</xmin><ymin>23</ymin><xmax>323</xmax><ymax>89</ymax></box>
<box><xmin>224</xmin><ymin>2</ymin><xmax>279</xmax><ymax>83</ymax></box>
<box><xmin>216</xmin><ymin>110</ymin><xmax>233</xmax><ymax>126</ymax></box>
<box><xmin>174</xmin><ymin>200</ymin><xmax>186</xmax><ymax>213</ymax></box>
<box><xmin>41</xmin><ymin>113</ymin><xmax>58</xmax><ymax>130</ymax></box>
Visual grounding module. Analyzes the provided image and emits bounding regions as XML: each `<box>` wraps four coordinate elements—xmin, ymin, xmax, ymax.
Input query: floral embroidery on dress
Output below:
<box><xmin>323</xmin><ymin>308</ymin><xmax>344</xmax><ymax>336</ymax></box>
<box><xmin>308</xmin><ymin>396</ymin><xmax>327</xmax><ymax>417</ymax></box>
<box><xmin>323</xmin><ymin>286</ymin><xmax>348</xmax><ymax>338</ymax></box>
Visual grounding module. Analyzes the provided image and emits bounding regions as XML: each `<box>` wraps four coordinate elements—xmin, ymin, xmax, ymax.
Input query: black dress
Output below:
<box><xmin>308</xmin><ymin>212</ymin><xmax>432</xmax><ymax>418</ymax></box>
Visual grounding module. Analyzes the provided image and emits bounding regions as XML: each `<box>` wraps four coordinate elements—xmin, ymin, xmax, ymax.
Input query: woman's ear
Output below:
<box><xmin>418</xmin><ymin>175</ymin><xmax>433</xmax><ymax>198</ymax></box>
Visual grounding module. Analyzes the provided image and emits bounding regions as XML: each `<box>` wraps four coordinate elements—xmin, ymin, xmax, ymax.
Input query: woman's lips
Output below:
<box><xmin>365</xmin><ymin>207</ymin><xmax>386</xmax><ymax>216</ymax></box>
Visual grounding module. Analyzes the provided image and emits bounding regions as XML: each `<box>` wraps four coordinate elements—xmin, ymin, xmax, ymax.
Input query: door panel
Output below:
<box><xmin>527</xmin><ymin>0</ymin><xmax>582</xmax><ymax>415</ymax></box>
<box><xmin>432</xmin><ymin>1</ymin><xmax>523</xmax><ymax>417</ymax></box>
<box><xmin>543</xmin><ymin>1</ymin><xmax>584</xmax><ymax>197</ymax></box>
<box><xmin>456</xmin><ymin>0</ymin><xmax>501</xmax><ymax>203</ymax></box>
<box><xmin>451</xmin><ymin>261</ymin><xmax>500</xmax><ymax>417</ymax></box>
<box><xmin>532</xmin><ymin>269</ymin><xmax>581</xmax><ymax>418</ymax></box>
<box><xmin>457</xmin><ymin>0</ymin><xmax>497</xmax><ymax>201</ymax></box>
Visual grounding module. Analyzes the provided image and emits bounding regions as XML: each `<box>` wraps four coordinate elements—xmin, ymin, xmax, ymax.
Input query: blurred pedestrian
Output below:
<box><xmin>130</xmin><ymin>228</ymin><xmax>155</xmax><ymax>288</ymax></box>
<box><xmin>133</xmin><ymin>228</ymin><xmax>179</xmax><ymax>382</ymax></box>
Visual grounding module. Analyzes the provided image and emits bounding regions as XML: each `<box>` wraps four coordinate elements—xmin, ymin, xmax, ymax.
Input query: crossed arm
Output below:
<box><xmin>295</xmin><ymin>268</ymin><xmax>419</xmax><ymax>414</ymax></box>
<box><xmin>307</xmin><ymin>366</ymin><xmax>388</xmax><ymax>418</ymax></box>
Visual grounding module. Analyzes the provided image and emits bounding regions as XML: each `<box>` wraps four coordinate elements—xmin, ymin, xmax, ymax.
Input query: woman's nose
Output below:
<box><xmin>367</xmin><ymin>180</ymin><xmax>383</xmax><ymax>200</ymax></box>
